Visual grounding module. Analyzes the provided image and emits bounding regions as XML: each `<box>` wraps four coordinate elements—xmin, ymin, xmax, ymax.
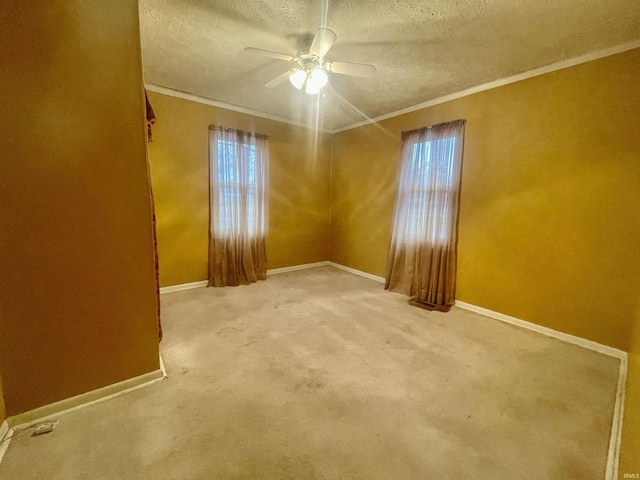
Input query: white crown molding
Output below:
<box><xmin>149</xmin><ymin>41</ymin><xmax>640</xmax><ymax>135</ymax></box>
<box><xmin>145</xmin><ymin>83</ymin><xmax>332</xmax><ymax>133</ymax></box>
<box><xmin>329</xmin><ymin>40</ymin><xmax>640</xmax><ymax>133</ymax></box>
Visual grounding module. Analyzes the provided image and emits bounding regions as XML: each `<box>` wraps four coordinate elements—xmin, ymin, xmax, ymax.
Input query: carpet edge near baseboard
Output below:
<box><xmin>158</xmin><ymin>261</ymin><xmax>627</xmax><ymax>479</ymax></box>
<box><xmin>5</xmin><ymin>354</ymin><xmax>167</xmax><ymax>432</ymax></box>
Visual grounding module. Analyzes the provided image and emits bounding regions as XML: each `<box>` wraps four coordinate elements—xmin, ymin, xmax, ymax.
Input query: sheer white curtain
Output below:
<box><xmin>209</xmin><ymin>126</ymin><xmax>269</xmax><ymax>286</ymax></box>
<box><xmin>385</xmin><ymin>120</ymin><xmax>466</xmax><ymax>311</ymax></box>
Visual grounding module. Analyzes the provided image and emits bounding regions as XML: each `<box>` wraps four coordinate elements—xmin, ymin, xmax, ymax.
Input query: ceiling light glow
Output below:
<box><xmin>310</xmin><ymin>68</ymin><xmax>328</xmax><ymax>89</ymax></box>
<box><xmin>304</xmin><ymin>68</ymin><xmax>328</xmax><ymax>94</ymax></box>
<box><xmin>305</xmin><ymin>81</ymin><xmax>320</xmax><ymax>95</ymax></box>
<box><xmin>289</xmin><ymin>69</ymin><xmax>306</xmax><ymax>90</ymax></box>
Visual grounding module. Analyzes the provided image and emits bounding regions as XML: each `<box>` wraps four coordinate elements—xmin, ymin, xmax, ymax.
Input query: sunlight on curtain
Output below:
<box><xmin>209</xmin><ymin>126</ymin><xmax>269</xmax><ymax>286</ymax></box>
<box><xmin>385</xmin><ymin>119</ymin><xmax>466</xmax><ymax>310</ymax></box>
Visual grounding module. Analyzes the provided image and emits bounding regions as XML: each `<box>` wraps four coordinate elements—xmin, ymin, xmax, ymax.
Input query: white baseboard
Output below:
<box><xmin>2</xmin><ymin>261</ymin><xmax>627</xmax><ymax>476</ymax></box>
<box><xmin>452</xmin><ymin>300</ymin><xmax>627</xmax><ymax>480</ymax></box>
<box><xmin>0</xmin><ymin>421</ymin><xmax>8</xmax><ymax>444</ymax></box>
<box><xmin>0</xmin><ymin>421</ymin><xmax>14</xmax><ymax>465</ymax></box>
<box><xmin>159</xmin><ymin>352</ymin><xmax>167</xmax><ymax>377</ymax></box>
<box><xmin>607</xmin><ymin>357</ymin><xmax>627</xmax><ymax>480</ymax></box>
<box><xmin>454</xmin><ymin>301</ymin><xmax>626</xmax><ymax>360</ymax></box>
<box><xmin>327</xmin><ymin>262</ymin><xmax>386</xmax><ymax>283</ymax></box>
<box><xmin>323</xmin><ymin>262</ymin><xmax>626</xmax><ymax>359</ymax></box>
<box><xmin>455</xmin><ymin>299</ymin><xmax>628</xmax><ymax>480</ymax></box>
<box><xmin>160</xmin><ymin>280</ymin><xmax>208</xmax><ymax>294</ymax></box>
<box><xmin>159</xmin><ymin>262</ymin><xmax>334</xmax><ymax>294</ymax></box>
<box><xmin>266</xmin><ymin>260</ymin><xmax>386</xmax><ymax>284</ymax></box>
<box><xmin>328</xmin><ymin>263</ymin><xmax>627</xmax><ymax>478</ymax></box>
<box><xmin>267</xmin><ymin>261</ymin><xmax>330</xmax><ymax>275</ymax></box>
<box><xmin>8</xmin><ymin>354</ymin><xmax>167</xmax><ymax>431</ymax></box>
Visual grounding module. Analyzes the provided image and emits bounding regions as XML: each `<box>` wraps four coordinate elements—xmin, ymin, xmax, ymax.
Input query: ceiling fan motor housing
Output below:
<box><xmin>297</xmin><ymin>53</ymin><xmax>326</xmax><ymax>73</ymax></box>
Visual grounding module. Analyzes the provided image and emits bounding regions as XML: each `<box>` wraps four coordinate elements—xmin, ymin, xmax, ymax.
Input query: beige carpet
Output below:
<box><xmin>0</xmin><ymin>266</ymin><xmax>620</xmax><ymax>479</ymax></box>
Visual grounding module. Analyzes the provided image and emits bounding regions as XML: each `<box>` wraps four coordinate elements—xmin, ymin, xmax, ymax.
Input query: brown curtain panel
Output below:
<box><xmin>208</xmin><ymin>126</ymin><xmax>269</xmax><ymax>287</ymax></box>
<box><xmin>385</xmin><ymin>119</ymin><xmax>466</xmax><ymax>311</ymax></box>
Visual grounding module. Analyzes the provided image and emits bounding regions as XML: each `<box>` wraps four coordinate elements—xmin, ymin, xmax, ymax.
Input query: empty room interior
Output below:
<box><xmin>1</xmin><ymin>0</ymin><xmax>640</xmax><ymax>478</ymax></box>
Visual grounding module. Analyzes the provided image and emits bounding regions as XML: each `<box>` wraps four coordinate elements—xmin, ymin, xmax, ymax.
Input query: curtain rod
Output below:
<box><xmin>209</xmin><ymin>124</ymin><xmax>268</xmax><ymax>140</ymax></box>
<box><xmin>402</xmin><ymin>119</ymin><xmax>466</xmax><ymax>137</ymax></box>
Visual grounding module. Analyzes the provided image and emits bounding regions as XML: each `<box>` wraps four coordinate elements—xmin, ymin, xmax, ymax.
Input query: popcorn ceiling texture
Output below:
<box><xmin>140</xmin><ymin>0</ymin><xmax>640</xmax><ymax>130</ymax></box>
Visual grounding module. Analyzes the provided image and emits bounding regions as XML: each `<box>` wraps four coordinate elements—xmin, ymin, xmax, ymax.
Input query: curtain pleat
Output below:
<box><xmin>208</xmin><ymin>126</ymin><xmax>268</xmax><ymax>287</ymax></box>
<box><xmin>385</xmin><ymin>120</ymin><xmax>466</xmax><ymax>310</ymax></box>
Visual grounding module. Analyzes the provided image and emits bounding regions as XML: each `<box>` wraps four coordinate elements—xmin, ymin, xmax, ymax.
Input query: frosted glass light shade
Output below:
<box><xmin>305</xmin><ymin>68</ymin><xmax>328</xmax><ymax>94</ymax></box>
<box><xmin>289</xmin><ymin>69</ymin><xmax>306</xmax><ymax>90</ymax></box>
<box><xmin>310</xmin><ymin>68</ymin><xmax>328</xmax><ymax>88</ymax></box>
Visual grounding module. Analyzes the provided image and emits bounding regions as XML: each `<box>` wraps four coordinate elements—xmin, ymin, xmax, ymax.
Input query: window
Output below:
<box><xmin>208</xmin><ymin>126</ymin><xmax>269</xmax><ymax>286</ymax></box>
<box><xmin>209</xmin><ymin>128</ymin><xmax>268</xmax><ymax>239</ymax></box>
<box><xmin>404</xmin><ymin>136</ymin><xmax>458</xmax><ymax>244</ymax></box>
<box><xmin>216</xmin><ymin>139</ymin><xmax>258</xmax><ymax>235</ymax></box>
<box><xmin>385</xmin><ymin>120</ymin><xmax>465</xmax><ymax>306</ymax></box>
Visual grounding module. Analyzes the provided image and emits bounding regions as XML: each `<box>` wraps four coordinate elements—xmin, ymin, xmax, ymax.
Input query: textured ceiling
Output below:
<box><xmin>140</xmin><ymin>0</ymin><xmax>640</xmax><ymax>131</ymax></box>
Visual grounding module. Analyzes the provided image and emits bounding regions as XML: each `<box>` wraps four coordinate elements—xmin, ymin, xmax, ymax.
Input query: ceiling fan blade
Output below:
<box><xmin>265</xmin><ymin>69</ymin><xmax>296</xmax><ymax>88</ymax></box>
<box><xmin>309</xmin><ymin>28</ymin><xmax>337</xmax><ymax>57</ymax></box>
<box><xmin>326</xmin><ymin>61</ymin><xmax>377</xmax><ymax>78</ymax></box>
<box><xmin>244</xmin><ymin>47</ymin><xmax>295</xmax><ymax>62</ymax></box>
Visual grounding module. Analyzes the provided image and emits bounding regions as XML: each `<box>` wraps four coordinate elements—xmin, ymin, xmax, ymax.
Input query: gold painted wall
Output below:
<box><xmin>147</xmin><ymin>92</ymin><xmax>332</xmax><ymax>288</ymax></box>
<box><xmin>0</xmin><ymin>0</ymin><xmax>159</xmax><ymax>415</ymax></box>
<box><xmin>619</xmin><ymin>300</ymin><xmax>640</xmax><ymax>477</ymax></box>
<box><xmin>330</xmin><ymin>48</ymin><xmax>640</xmax><ymax>350</ymax></box>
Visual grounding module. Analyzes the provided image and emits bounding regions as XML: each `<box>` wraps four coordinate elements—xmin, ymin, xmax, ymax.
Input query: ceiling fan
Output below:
<box><xmin>244</xmin><ymin>28</ymin><xmax>376</xmax><ymax>94</ymax></box>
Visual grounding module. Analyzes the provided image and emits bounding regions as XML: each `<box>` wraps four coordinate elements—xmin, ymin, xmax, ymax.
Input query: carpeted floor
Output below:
<box><xmin>0</xmin><ymin>266</ymin><xmax>620</xmax><ymax>479</ymax></box>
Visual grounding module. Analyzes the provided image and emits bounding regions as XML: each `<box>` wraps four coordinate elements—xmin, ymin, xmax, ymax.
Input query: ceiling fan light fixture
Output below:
<box><xmin>305</xmin><ymin>80</ymin><xmax>320</xmax><ymax>95</ymax></box>
<box><xmin>289</xmin><ymin>69</ymin><xmax>306</xmax><ymax>90</ymax></box>
<box><xmin>304</xmin><ymin>68</ymin><xmax>328</xmax><ymax>94</ymax></box>
<box><xmin>310</xmin><ymin>68</ymin><xmax>328</xmax><ymax>89</ymax></box>
<box><xmin>247</xmin><ymin>28</ymin><xmax>377</xmax><ymax>92</ymax></box>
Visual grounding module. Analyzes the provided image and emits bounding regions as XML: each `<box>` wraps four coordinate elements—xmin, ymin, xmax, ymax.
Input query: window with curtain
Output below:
<box><xmin>209</xmin><ymin>126</ymin><xmax>269</xmax><ymax>287</ymax></box>
<box><xmin>385</xmin><ymin>119</ymin><xmax>466</xmax><ymax>311</ymax></box>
